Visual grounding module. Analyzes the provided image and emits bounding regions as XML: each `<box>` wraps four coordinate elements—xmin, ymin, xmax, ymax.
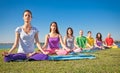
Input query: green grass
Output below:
<box><xmin>0</xmin><ymin>48</ymin><xmax>120</xmax><ymax>73</ymax></box>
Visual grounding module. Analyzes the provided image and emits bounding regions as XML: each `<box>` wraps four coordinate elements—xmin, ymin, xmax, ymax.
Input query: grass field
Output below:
<box><xmin>0</xmin><ymin>48</ymin><xmax>120</xmax><ymax>73</ymax></box>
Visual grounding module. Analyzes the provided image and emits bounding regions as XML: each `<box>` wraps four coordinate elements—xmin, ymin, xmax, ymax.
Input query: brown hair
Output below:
<box><xmin>96</xmin><ymin>32</ymin><xmax>102</xmax><ymax>41</ymax></box>
<box><xmin>66</xmin><ymin>27</ymin><xmax>73</xmax><ymax>37</ymax></box>
<box><xmin>50</xmin><ymin>22</ymin><xmax>60</xmax><ymax>34</ymax></box>
<box><xmin>23</xmin><ymin>10</ymin><xmax>32</xmax><ymax>18</ymax></box>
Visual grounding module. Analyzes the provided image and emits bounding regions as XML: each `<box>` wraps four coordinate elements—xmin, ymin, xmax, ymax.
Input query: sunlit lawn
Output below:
<box><xmin>0</xmin><ymin>48</ymin><xmax>120</xmax><ymax>73</ymax></box>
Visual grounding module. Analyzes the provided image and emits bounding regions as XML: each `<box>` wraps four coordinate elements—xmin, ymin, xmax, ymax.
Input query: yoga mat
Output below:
<box><xmin>49</xmin><ymin>54</ymin><xmax>96</xmax><ymax>61</ymax></box>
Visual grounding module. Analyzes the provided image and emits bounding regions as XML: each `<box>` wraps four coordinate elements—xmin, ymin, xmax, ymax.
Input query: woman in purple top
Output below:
<box><xmin>94</xmin><ymin>32</ymin><xmax>104</xmax><ymax>49</ymax></box>
<box><xmin>42</xmin><ymin>22</ymin><xmax>70</xmax><ymax>55</ymax></box>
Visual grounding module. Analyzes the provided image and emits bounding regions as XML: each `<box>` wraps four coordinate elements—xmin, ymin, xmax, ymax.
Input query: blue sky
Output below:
<box><xmin>0</xmin><ymin>0</ymin><xmax>120</xmax><ymax>43</ymax></box>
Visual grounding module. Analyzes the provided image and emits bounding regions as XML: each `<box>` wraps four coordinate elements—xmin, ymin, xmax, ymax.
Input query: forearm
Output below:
<box><xmin>36</xmin><ymin>42</ymin><xmax>45</xmax><ymax>53</ymax></box>
<box><xmin>113</xmin><ymin>43</ymin><xmax>117</xmax><ymax>46</ymax></box>
<box><xmin>61</xmin><ymin>43</ymin><xmax>67</xmax><ymax>50</ymax></box>
<box><xmin>8</xmin><ymin>44</ymin><xmax>17</xmax><ymax>54</ymax></box>
<box><xmin>42</xmin><ymin>44</ymin><xmax>47</xmax><ymax>49</ymax></box>
<box><xmin>74</xmin><ymin>43</ymin><xmax>80</xmax><ymax>48</ymax></box>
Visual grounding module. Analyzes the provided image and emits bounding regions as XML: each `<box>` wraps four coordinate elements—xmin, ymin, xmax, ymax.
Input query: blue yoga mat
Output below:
<box><xmin>49</xmin><ymin>54</ymin><xmax>96</xmax><ymax>61</ymax></box>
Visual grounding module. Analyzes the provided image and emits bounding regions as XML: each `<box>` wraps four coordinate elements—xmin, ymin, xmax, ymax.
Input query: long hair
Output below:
<box><xmin>96</xmin><ymin>32</ymin><xmax>102</xmax><ymax>41</ymax></box>
<box><xmin>66</xmin><ymin>27</ymin><xmax>73</xmax><ymax>37</ymax></box>
<box><xmin>50</xmin><ymin>22</ymin><xmax>60</xmax><ymax>34</ymax></box>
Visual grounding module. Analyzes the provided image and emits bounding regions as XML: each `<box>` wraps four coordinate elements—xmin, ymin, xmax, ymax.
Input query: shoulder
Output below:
<box><xmin>58</xmin><ymin>34</ymin><xmax>62</xmax><ymax>38</ymax></box>
<box><xmin>64</xmin><ymin>35</ymin><xmax>67</xmax><ymax>39</ymax></box>
<box><xmin>15</xmin><ymin>26</ymin><xmax>22</xmax><ymax>33</ymax></box>
<box><xmin>105</xmin><ymin>37</ymin><xmax>108</xmax><ymax>40</ymax></box>
<box><xmin>32</xmin><ymin>26</ymin><xmax>39</xmax><ymax>33</ymax></box>
<box><xmin>32</xmin><ymin>26</ymin><xmax>38</xmax><ymax>31</ymax></box>
<box><xmin>32</xmin><ymin>26</ymin><xmax>37</xmax><ymax>30</ymax></box>
<box><xmin>45</xmin><ymin>34</ymin><xmax>50</xmax><ymax>38</ymax></box>
<box><xmin>75</xmin><ymin>36</ymin><xmax>79</xmax><ymax>40</ymax></box>
<box><xmin>82</xmin><ymin>36</ymin><xmax>87</xmax><ymax>39</ymax></box>
<box><xmin>83</xmin><ymin>36</ymin><xmax>86</xmax><ymax>38</ymax></box>
<box><xmin>91</xmin><ymin>37</ymin><xmax>94</xmax><ymax>40</ymax></box>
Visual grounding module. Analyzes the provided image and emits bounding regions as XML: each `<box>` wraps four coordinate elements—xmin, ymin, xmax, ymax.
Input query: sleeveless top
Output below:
<box><xmin>48</xmin><ymin>35</ymin><xmax>60</xmax><ymax>49</ymax></box>
<box><xmin>66</xmin><ymin>36</ymin><xmax>74</xmax><ymax>49</ymax></box>
<box><xmin>16</xmin><ymin>26</ymin><xmax>38</xmax><ymax>54</ymax></box>
<box><xmin>96</xmin><ymin>39</ymin><xmax>103</xmax><ymax>46</ymax></box>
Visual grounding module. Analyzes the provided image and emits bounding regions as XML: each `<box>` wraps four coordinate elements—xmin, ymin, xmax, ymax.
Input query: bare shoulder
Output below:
<box><xmin>45</xmin><ymin>34</ymin><xmax>50</xmax><ymax>38</ymax></box>
<box><xmin>58</xmin><ymin>34</ymin><xmax>62</xmax><ymax>38</ymax></box>
<box><xmin>64</xmin><ymin>35</ymin><xmax>67</xmax><ymax>39</ymax></box>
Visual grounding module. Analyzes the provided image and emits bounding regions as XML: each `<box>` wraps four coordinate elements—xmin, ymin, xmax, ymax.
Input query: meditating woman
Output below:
<box><xmin>2</xmin><ymin>10</ymin><xmax>48</xmax><ymax>62</ymax></box>
<box><xmin>42</xmin><ymin>22</ymin><xmax>70</xmax><ymax>55</ymax></box>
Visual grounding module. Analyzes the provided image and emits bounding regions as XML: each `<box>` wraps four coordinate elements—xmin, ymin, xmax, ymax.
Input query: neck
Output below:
<box><xmin>51</xmin><ymin>31</ymin><xmax>56</xmax><ymax>34</ymax></box>
<box><xmin>68</xmin><ymin>34</ymin><xmax>72</xmax><ymax>37</ymax></box>
<box><xmin>23</xmin><ymin>22</ymin><xmax>31</xmax><ymax>28</ymax></box>
<box><xmin>88</xmin><ymin>36</ymin><xmax>91</xmax><ymax>38</ymax></box>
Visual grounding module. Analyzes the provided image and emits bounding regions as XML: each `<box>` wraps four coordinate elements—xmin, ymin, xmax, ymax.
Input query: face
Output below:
<box><xmin>88</xmin><ymin>32</ymin><xmax>92</xmax><ymax>37</ymax></box>
<box><xmin>23</xmin><ymin>12</ymin><xmax>32</xmax><ymax>23</ymax></box>
<box><xmin>98</xmin><ymin>34</ymin><xmax>101</xmax><ymax>38</ymax></box>
<box><xmin>79</xmin><ymin>30</ymin><xmax>83</xmax><ymax>36</ymax></box>
<box><xmin>50</xmin><ymin>23</ymin><xmax>56</xmax><ymax>32</ymax></box>
<box><xmin>108</xmin><ymin>33</ymin><xmax>111</xmax><ymax>38</ymax></box>
<box><xmin>68</xmin><ymin>29</ymin><xmax>72</xmax><ymax>35</ymax></box>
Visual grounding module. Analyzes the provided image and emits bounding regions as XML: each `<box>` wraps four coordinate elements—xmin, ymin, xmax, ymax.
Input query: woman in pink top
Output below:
<box><xmin>42</xmin><ymin>22</ymin><xmax>70</xmax><ymax>55</ymax></box>
<box><xmin>94</xmin><ymin>32</ymin><xmax>104</xmax><ymax>49</ymax></box>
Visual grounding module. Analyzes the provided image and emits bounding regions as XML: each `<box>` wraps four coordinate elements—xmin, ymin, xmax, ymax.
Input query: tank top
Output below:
<box><xmin>48</xmin><ymin>35</ymin><xmax>60</xmax><ymax>49</ymax></box>
<box><xmin>96</xmin><ymin>40</ymin><xmax>102</xmax><ymax>46</ymax></box>
<box><xmin>66</xmin><ymin>36</ymin><xmax>74</xmax><ymax>49</ymax></box>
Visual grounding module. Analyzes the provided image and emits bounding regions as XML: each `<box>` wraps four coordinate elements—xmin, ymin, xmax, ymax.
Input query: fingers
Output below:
<box><xmin>2</xmin><ymin>51</ymin><xmax>9</xmax><ymax>56</ymax></box>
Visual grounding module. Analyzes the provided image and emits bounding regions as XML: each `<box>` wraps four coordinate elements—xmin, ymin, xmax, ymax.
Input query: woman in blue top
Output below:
<box><xmin>2</xmin><ymin>10</ymin><xmax>48</xmax><ymax>62</ymax></box>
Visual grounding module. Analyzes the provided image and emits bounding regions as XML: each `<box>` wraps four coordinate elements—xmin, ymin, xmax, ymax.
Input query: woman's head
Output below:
<box><xmin>96</xmin><ymin>32</ymin><xmax>102</xmax><ymax>41</ymax></box>
<box><xmin>50</xmin><ymin>22</ymin><xmax>60</xmax><ymax>34</ymax></box>
<box><xmin>66</xmin><ymin>27</ymin><xmax>73</xmax><ymax>37</ymax></box>
<box><xmin>23</xmin><ymin>10</ymin><xmax>32</xmax><ymax>23</ymax></box>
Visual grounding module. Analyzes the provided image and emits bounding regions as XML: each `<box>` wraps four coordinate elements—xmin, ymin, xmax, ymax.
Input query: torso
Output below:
<box><xmin>87</xmin><ymin>37</ymin><xmax>94</xmax><ymax>46</ymax></box>
<box><xmin>66</xmin><ymin>36</ymin><xmax>74</xmax><ymax>49</ymax></box>
<box><xmin>48</xmin><ymin>33</ymin><xmax>60</xmax><ymax>49</ymax></box>
<box><xmin>76</xmin><ymin>36</ymin><xmax>87</xmax><ymax>48</ymax></box>
<box><xmin>105</xmin><ymin>37</ymin><xmax>114</xmax><ymax>46</ymax></box>
<box><xmin>96</xmin><ymin>39</ymin><xmax>103</xmax><ymax>46</ymax></box>
<box><xmin>16</xmin><ymin>26</ymin><xmax>38</xmax><ymax>54</ymax></box>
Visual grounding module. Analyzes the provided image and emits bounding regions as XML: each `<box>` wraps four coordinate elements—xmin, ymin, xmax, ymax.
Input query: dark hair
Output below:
<box><xmin>23</xmin><ymin>10</ymin><xmax>32</xmax><ymax>18</ymax></box>
<box><xmin>66</xmin><ymin>27</ymin><xmax>73</xmax><ymax>37</ymax></box>
<box><xmin>50</xmin><ymin>22</ymin><xmax>60</xmax><ymax>34</ymax></box>
<box><xmin>87</xmin><ymin>31</ymin><xmax>91</xmax><ymax>34</ymax></box>
<box><xmin>96</xmin><ymin>32</ymin><xmax>102</xmax><ymax>41</ymax></box>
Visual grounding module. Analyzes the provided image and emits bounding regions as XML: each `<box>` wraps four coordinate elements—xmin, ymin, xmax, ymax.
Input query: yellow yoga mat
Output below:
<box><xmin>112</xmin><ymin>45</ymin><xmax>118</xmax><ymax>48</ymax></box>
